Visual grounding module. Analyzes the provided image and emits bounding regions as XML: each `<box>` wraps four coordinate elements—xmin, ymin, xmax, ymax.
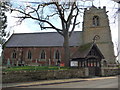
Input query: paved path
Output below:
<box><xmin>2</xmin><ymin>76</ymin><xmax>118</xmax><ymax>88</ymax></box>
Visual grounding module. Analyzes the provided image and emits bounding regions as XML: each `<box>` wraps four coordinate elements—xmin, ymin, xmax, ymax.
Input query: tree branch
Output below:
<box><xmin>115</xmin><ymin>43</ymin><xmax>120</xmax><ymax>58</ymax></box>
<box><xmin>69</xmin><ymin>7</ymin><xmax>79</xmax><ymax>37</ymax></box>
<box><xmin>46</xmin><ymin>12</ymin><xmax>58</xmax><ymax>20</ymax></box>
<box><xmin>54</xmin><ymin>2</ymin><xmax>66</xmax><ymax>30</ymax></box>
<box><xmin>12</xmin><ymin>7</ymin><xmax>63</xmax><ymax>34</ymax></box>
<box><xmin>67</xmin><ymin>2</ymin><xmax>76</xmax><ymax>25</ymax></box>
<box><xmin>39</xmin><ymin>25</ymin><xmax>63</xmax><ymax>36</ymax></box>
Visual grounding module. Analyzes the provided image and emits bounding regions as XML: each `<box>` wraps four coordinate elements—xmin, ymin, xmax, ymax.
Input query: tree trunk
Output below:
<box><xmin>63</xmin><ymin>33</ymin><xmax>70</xmax><ymax>67</ymax></box>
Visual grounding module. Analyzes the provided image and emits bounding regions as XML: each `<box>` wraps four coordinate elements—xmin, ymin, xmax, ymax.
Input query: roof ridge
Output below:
<box><xmin>13</xmin><ymin>31</ymin><xmax>82</xmax><ymax>35</ymax></box>
<box><xmin>13</xmin><ymin>32</ymin><xmax>58</xmax><ymax>35</ymax></box>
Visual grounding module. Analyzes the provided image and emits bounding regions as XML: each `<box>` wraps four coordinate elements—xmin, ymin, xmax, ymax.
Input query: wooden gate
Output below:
<box><xmin>89</xmin><ymin>67</ymin><xmax>101</xmax><ymax>76</ymax></box>
<box><xmin>95</xmin><ymin>67</ymin><xmax>101</xmax><ymax>76</ymax></box>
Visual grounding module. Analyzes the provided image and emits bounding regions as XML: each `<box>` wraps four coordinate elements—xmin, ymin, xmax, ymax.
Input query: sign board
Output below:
<box><xmin>70</xmin><ymin>61</ymin><xmax>78</xmax><ymax>67</ymax></box>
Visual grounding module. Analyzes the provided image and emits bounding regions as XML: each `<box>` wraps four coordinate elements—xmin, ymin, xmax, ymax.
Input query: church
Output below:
<box><xmin>3</xmin><ymin>6</ymin><xmax>115</xmax><ymax>67</ymax></box>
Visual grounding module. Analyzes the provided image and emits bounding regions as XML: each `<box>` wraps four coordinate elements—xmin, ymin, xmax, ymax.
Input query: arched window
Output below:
<box><xmin>93</xmin><ymin>16</ymin><xmax>99</xmax><ymax>26</ymax></box>
<box><xmin>40</xmin><ymin>50</ymin><xmax>46</xmax><ymax>59</ymax></box>
<box><xmin>27</xmin><ymin>50</ymin><xmax>32</xmax><ymax>59</ymax></box>
<box><xmin>12</xmin><ymin>50</ymin><xmax>16</xmax><ymax>59</ymax></box>
<box><xmin>55</xmin><ymin>50</ymin><xmax>60</xmax><ymax>59</ymax></box>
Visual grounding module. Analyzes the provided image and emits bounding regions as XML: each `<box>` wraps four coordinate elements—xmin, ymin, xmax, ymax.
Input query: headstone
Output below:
<box><xmin>16</xmin><ymin>61</ymin><xmax>18</xmax><ymax>66</ymax></box>
<box><xmin>7</xmin><ymin>58</ymin><xmax>11</xmax><ymax>67</ymax></box>
<box><xmin>49</xmin><ymin>59</ymin><xmax>51</xmax><ymax>66</ymax></box>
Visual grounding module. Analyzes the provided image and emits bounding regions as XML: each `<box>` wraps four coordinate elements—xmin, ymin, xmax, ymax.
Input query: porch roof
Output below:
<box><xmin>71</xmin><ymin>43</ymin><xmax>104</xmax><ymax>59</ymax></box>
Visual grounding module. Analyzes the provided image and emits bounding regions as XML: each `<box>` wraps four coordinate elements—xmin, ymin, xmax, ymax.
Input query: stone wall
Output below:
<box><xmin>2</xmin><ymin>68</ymin><xmax>88</xmax><ymax>83</ymax></box>
<box><xmin>2</xmin><ymin>67</ymin><xmax>119</xmax><ymax>83</ymax></box>
<box><xmin>101</xmin><ymin>67</ymin><xmax>119</xmax><ymax>76</ymax></box>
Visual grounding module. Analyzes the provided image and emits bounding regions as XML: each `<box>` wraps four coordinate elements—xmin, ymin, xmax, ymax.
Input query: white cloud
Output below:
<box><xmin>5</xmin><ymin>11</ymin><xmax>32</xmax><ymax>34</ymax></box>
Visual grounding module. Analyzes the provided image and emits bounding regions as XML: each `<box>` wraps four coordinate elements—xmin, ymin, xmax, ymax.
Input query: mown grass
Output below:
<box><xmin>3</xmin><ymin>66</ymin><xmax>70</xmax><ymax>71</ymax></box>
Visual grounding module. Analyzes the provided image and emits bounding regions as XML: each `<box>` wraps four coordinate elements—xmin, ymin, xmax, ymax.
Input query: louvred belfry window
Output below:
<box><xmin>93</xmin><ymin>16</ymin><xmax>99</xmax><ymax>26</ymax></box>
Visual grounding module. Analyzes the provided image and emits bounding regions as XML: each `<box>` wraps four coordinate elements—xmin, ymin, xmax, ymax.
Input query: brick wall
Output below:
<box><xmin>3</xmin><ymin>47</ymin><xmax>78</xmax><ymax>66</ymax></box>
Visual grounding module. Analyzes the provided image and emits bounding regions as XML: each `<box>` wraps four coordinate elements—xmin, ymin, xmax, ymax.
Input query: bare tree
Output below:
<box><xmin>114</xmin><ymin>42</ymin><xmax>120</xmax><ymax>64</ymax></box>
<box><xmin>0</xmin><ymin>1</ymin><xmax>11</xmax><ymax>44</ymax></box>
<box><xmin>11</xmin><ymin>1</ymin><xmax>86</xmax><ymax>66</ymax></box>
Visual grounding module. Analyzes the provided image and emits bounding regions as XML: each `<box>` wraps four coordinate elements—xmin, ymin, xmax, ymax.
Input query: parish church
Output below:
<box><xmin>3</xmin><ymin>6</ymin><xmax>115</xmax><ymax>67</ymax></box>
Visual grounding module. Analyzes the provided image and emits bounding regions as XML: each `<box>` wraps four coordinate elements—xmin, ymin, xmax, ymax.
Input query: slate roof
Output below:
<box><xmin>71</xmin><ymin>43</ymin><xmax>104</xmax><ymax>59</ymax></box>
<box><xmin>5</xmin><ymin>31</ymin><xmax>83</xmax><ymax>47</ymax></box>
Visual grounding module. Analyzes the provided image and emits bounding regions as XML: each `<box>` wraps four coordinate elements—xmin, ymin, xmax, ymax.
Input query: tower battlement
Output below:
<box><xmin>85</xmin><ymin>6</ymin><xmax>106</xmax><ymax>11</ymax></box>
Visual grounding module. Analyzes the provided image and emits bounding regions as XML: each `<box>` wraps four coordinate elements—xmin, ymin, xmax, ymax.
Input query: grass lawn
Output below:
<box><xmin>3</xmin><ymin>66</ymin><xmax>70</xmax><ymax>71</ymax></box>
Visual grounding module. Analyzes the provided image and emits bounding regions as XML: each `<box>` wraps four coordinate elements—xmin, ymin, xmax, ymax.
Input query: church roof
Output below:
<box><xmin>5</xmin><ymin>31</ymin><xmax>83</xmax><ymax>47</ymax></box>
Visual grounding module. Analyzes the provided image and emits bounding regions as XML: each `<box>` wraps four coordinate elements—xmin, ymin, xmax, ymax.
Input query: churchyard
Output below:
<box><xmin>3</xmin><ymin>66</ymin><xmax>69</xmax><ymax>72</ymax></box>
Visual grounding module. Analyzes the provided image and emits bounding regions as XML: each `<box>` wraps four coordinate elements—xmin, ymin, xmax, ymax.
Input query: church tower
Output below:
<box><xmin>83</xmin><ymin>6</ymin><xmax>115</xmax><ymax>64</ymax></box>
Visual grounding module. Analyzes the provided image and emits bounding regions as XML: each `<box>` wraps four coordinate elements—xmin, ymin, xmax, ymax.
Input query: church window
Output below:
<box><xmin>55</xmin><ymin>50</ymin><xmax>60</xmax><ymax>59</ymax></box>
<box><xmin>93</xmin><ymin>16</ymin><xmax>99</xmax><ymax>26</ymax></box>
<box><xmin>27</xmin><ymin>50</ymin><xmax>32</xmax><ymax>59</ymax></box>
<box><xmin>40</xmin><ymin>50</ymin><xmax>46</xmax><ymax>59</ymax></box>
<box><xmin>12</xmin><ymin>50</ymin><xmax>16</xmax><ymax>59</ymax></box>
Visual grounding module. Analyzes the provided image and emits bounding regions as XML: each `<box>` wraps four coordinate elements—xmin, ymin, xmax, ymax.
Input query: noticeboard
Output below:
<box><xmin>70</xmin><ymin>61</ymin><xmax>78</xmax><ymax>67</ymax></box>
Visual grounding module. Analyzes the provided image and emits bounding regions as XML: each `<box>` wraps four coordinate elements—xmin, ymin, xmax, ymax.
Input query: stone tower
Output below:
<box><xmin>83</xmin><ymin>6</ymin><xmax>115</xmax><ymax>64</ymax></box>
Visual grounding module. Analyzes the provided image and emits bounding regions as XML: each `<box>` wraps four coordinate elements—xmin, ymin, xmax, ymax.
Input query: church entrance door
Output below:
<box><xmin>87</xmin><ymin>58</ymin><xmax>101</xmax><ymax>76</ymax></box>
